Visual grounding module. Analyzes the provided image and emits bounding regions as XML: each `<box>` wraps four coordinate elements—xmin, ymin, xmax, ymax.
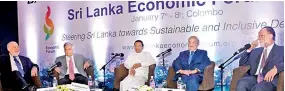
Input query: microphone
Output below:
<box><xmin>156</xmin><ymin>48</ymin><xmax>172</xmax><ymax>57</ymax></box>
<box><xmin>111</xmin><ymin>53</ymin><xmax>124</xmax><ymax>57</ymax></box>
<box><xmin>48</xmin><ymin>61</ymin><xmax>62</xmax><ymax>72</ymax></box>
<box><xmin>234</xmin><ymin>44</ymin><xmax>251</xmax><ymax>55</ymax></box>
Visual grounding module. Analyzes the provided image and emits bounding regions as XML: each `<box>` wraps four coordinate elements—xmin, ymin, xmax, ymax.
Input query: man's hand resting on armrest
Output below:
<box><xmin>129</xmin><ymin>63</ymin><xmax>142</xmax><ymax>76</ymax></box>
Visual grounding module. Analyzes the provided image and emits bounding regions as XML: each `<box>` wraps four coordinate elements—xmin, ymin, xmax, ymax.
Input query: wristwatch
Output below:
<box><xmin>195</xmin><ymin>68</ymin><xmax>201</xmax><ymax>72</ymax></box>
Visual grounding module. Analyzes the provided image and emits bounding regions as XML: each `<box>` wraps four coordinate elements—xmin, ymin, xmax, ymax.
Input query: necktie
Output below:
<box><xmin>13</xmin><ymin>56</ymin><xmax>25</xmax><ymax>77</ymax></box>
<box><xmin>188</xmin><ymin>51</ymin><xmax>194</xmax><ymax>64</ymax></box>
<box><xmin>257</xmin><ymin>48</ymin><xmax>267</xmax><ymax>83</ymax></box>
<box><xmin>69</xmin><ymin>57</ymin><xmax>75</xmax><ymax>80</ymax></box>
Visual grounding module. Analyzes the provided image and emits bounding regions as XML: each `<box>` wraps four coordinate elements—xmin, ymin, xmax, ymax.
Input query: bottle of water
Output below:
<box><xmin>88</xmin><ymin>76</ymin><xmax>94</xmax><ymax>89</ymax></box>
<box><xmin>94</xmin><ymin>78</ymin><xmax>99</xmax><ymax>88</ymax></box>
<box><xmin>162</xmin><ymin>79</ymin><xmax>167</xmax><ymax>88</ymax></box>
<box><xmin>149</xmin><ymin>76</ymin><xmax>155</xmax><ymax>88</ymax></box>
<box><xmin>53</xmin><ymin>77</ymin><xmax>57</xmax><ymax>87</ymax></box>
<box><xmin>177</xmin><ymin>77</ymin><xmax>184</xmax><ymax>89</ymax></box>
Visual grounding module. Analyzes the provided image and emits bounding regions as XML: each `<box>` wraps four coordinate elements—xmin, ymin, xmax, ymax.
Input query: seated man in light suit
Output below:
<box><xmin>54</xmin><ymin>42</ymin><xmax>92</xmax><ymax>85</ymax></box>
<box><xmin>120</xmin><ymin>40</ymin><xmax>156</xmax><ymax>91</ymax></box>
<box><xmin>236</xmin><ymin>26</ymin><xmax>284</xmax><ymax>91</ymax></box>
<box><xmin>172</xmin><ymin>36</ymin><xmax>211</xmax><ymax>91</ymax></box>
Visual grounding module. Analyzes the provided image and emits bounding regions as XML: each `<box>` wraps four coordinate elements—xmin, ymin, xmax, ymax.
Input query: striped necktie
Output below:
<box><xmin>13</xmin><ymin>56</ymin><xmax>25</xmax><ymax>77</ymax></box>
<box><xmin>188</xmin><ymin>51</ymin><xmax>194</xmax><ymax>64</ymax></box>
<box><xmin>69</xmin><ymin>57</ymin><xmax>75</xmax><ymax>80</ymax></box>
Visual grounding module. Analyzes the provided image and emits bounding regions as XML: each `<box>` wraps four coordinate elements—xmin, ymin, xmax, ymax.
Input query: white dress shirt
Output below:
<box><xmin>10</xmin><ymin>54</ymin><xmax>23</xmax><ymax>71</ymax></box>
<box><xmin>255</xmin><ymin>43</ymin><xmax>274</xmax><ymax>75</ymax></box>
<box><xmin>66</xmin><ymin>55</ymin><xmax>79</xmax><ymax>75</ymax></box>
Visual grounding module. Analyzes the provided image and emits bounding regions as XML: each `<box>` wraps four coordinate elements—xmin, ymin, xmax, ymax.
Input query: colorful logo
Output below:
<box><xmin>43</xmin><ymin>6</ymin><xmax>54</xmax><ymax>40</ymax></box>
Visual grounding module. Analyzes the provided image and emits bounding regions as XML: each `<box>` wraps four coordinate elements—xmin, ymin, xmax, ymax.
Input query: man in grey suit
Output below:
<box><xmin>54</xmin><ymin>42</ymin><xmax>91</xmax><ymax>85</ymax></box>
<box><xmin>237</xmin><ymin>26</ymin><xmax>284</xmax><ymax>91</ymax></box>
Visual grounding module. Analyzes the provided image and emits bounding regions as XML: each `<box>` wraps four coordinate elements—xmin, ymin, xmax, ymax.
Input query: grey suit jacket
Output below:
<box><xmin>55</xmin><ymin>54</ymin><xmax>91</xmax><ymax>79</ymax></box>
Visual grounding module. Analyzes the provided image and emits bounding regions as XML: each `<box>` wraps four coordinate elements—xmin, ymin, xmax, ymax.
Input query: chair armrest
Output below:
<box><xmin>0</xmin><ymin>80</ymin><xmax>2</xmax><ymax>91</ymax></box>
<box><xmin>230</xmin><ymin>65</ymin><xmax>250</xmax><ymax>91</ymax></box>
<box><xmin>85</xmin><ymin>66</ymin><xmax>94</xmax><ymax>81</ymax></box>
<box><xmin>52</xmin><ymin>70</ymin><xmax>60</xmax><ymax>84</ymax></box>
<box><xmin>113</xmin><ymin>64</ymin><xmax>128</xmax><ymax>89</ymax></box>
<box><xmin>166</xmin><ymin>67</ymin><xmax>177</xmax><ymax>88</ymax></box>
<box><xmin>199</xmin><ymin>61</ymin><xmax>215</xmax><ymax>90</ymax></box>
<box><xmin>146</xmin><ymin>64</ymin><xmax>156</xmax><ymax>86</ymax></box>
<box><xmin>277</xmin><ymin>71</ymin><xmax>284</xmax><ymax>91</ymax></box>
<box><xmin>32</xmin><ymin>74</ymin><xmax>42</xmax><ymax>87</ymax></box>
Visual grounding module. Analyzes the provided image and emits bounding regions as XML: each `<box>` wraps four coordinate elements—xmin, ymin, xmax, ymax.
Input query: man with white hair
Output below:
<box><xmin>0</xmin><ymin>41</ymin><xmax>39</xmax><ymax>91</ymax></box>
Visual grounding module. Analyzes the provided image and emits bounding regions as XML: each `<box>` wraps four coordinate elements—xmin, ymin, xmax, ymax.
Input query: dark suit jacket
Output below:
<box><xmin>172</xmin><ymin>49</ymin><xmax>211</xmax><ymax>81</ymax></box>
<box><xmin>239</xmin><ymin>44</ymin><xmax>284</xmax><ymax>86</ymax></box>
<box><xmin>0</xmin><ymin>54</ymin><xmax>38</xmax><ymax>90</ymax></box>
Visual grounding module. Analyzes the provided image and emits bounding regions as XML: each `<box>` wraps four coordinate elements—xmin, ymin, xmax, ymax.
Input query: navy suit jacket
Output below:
<box><xmin>239</xmin><ymin>44</ymin><xmax>284</xmax><ymax>86</ymax></box>
<box><xmin>172</xmin><ymin>49</ymin><xmax>211</xmax><ymax>81</ymax></box>
<box><xmin>0</xmin><ymin>54</ymin><xmax>39</xmax><ymax>90</ymax></box>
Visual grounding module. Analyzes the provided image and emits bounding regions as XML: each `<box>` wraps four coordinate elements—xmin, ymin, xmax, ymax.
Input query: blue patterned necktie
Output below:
<box><xmin>13</xmin><ymin>56</ymin><xmax>25</xmax><ymax>77</ymax></box>
<box><xmin>188</xmin><ymin>51</ymin><xmax>194</xmax><ymax>64</ymax></box>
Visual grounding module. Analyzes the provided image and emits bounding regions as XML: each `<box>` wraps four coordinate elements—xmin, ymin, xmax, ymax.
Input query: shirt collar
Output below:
<box><xmin>9</xmin><ymin>53</ymin><xmax>18</xmax><ymax>58</ymax></box>
<box><xmin>265</xmin><ymin>43</ymin><xmax>274</xmax><ymax>51</ymax></box>
<box><xmin>66</xmin><ymin>55</ymin><xmax>74</xmax><ymax>59</ymax></box>
<box><xmin>189</xmin><ymin>49</ymin><xmax>197</xmax><ymax>53</ymax></box>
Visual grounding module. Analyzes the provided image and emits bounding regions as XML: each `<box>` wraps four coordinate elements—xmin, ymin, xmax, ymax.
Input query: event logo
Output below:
<box><xmin>27</xmin><ymin>1</ymin><xmax>36</xmax><ymax>4</ymax></box>
<box><xmin>43</xmin><ymin>6</ymin><xmax>54</xmax><ymax>40</ymax></box>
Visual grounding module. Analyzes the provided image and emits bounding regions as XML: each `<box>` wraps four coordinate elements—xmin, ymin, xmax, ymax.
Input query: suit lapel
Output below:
<box><xmin>73</xmin><ymin>54</ymin><xmax>80</xmax><ymax>70</ymax></box>
<box><xmin>18</xmin><ymin>56</ymin><xmax>27</xmax><ymax>73</ymax></box>
<box><xmin>63</xmin><ymin>56</ymin><xmax>67</xmax><ymax>69</ymax></box>
<box><xmin>184</xmin><ymin>50</ymin><xmax>190</xmax><ymax>65</ymax></box>
<box><xmin>254</xmin><ymin>48</ymin><xmax>263</xmax><ymax>65</ymax></box>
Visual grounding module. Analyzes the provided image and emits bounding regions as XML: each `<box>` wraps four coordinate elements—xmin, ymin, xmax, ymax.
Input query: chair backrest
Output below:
<box><xmin>230</xmin><ymin>65</ymin><xmax>250</xmax><ymax>91</ymax></box>
<box><xmin>145</xmin><ymin>64</ymin><xmax>156</xmax><ymax>85</ymax></box>
<box><xmin>277</xmin><ymin>72</ymin><xmax>284</xmax><ymax>91</ymax></box>
<box><xmin>166</xmin><ymin>66</ymin><xmax>177</xmax><ymax>88</ymax></box>
<box><xmin>85</xmin><ymin>66</ymin><xmax>95</xmax><ymax>81</ymax></box>
<box><xmin>198</xmin><ymin>61</ymin><xmax>215</xmax><ymax>90</ymax></box>
<box><xmin>114</xmin><ymin>64</ymin><xmax>128</xmax><ymax>89</ymax></box>
<box><xmin>0</xmin><ymin>79</ymin><xmax>2</xmax><ymax>91</ymax></box>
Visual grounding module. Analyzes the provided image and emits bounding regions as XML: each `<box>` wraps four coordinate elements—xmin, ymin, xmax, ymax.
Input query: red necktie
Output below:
<box><xmin>257</xmin><ymin>48</ymin><xmax>267</xmax><ymax>83</ymax></box>
<box><xmin>69</xmin><ymin>57</ymin><xmax>75</xmax><ymax>80</ymax></box>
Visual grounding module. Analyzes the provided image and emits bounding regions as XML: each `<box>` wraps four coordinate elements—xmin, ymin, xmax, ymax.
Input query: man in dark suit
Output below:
<box><xmin>54</xmin><ymin>42</ymin><xmax>91</xmax><ymax>85</ymax></box>
<box><xmin>0</xmin><ymin>41</ymin><xmax>39</xmax><ymax>91</ymax></box>
<box><xmin>237</xmin><ymin>26</ymin><xmax>284</xmax><ymax>91</ymax></box>
<box><xmin>172</xmin><ymin>36</ymin><xmax>211</xmax><ymax>91</ymax></box>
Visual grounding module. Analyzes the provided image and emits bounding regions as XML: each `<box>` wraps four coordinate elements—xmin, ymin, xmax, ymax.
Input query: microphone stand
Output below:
<box><xmin>162</xmin><ymin>54</ymin><xmax>165</xmax><ymax>67</ymax></box>
<box><xmin>218</xmin><ymin>52</ymin><xmax>239</xmax><ymax>91</ymax></box>
<box><xmin>160</xmin><ymin>53</ymin><xmax>169</xmax><ymax>88</ymax></box>
<box><xmin>100</xmin><ymin>55</ymin><xmax>118</xmax><ymax>90</ymax></box>
<box><xmin>47</xmin><ymin>70</ymin><xmax>54</xmax><ymax>87</ymax></box>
